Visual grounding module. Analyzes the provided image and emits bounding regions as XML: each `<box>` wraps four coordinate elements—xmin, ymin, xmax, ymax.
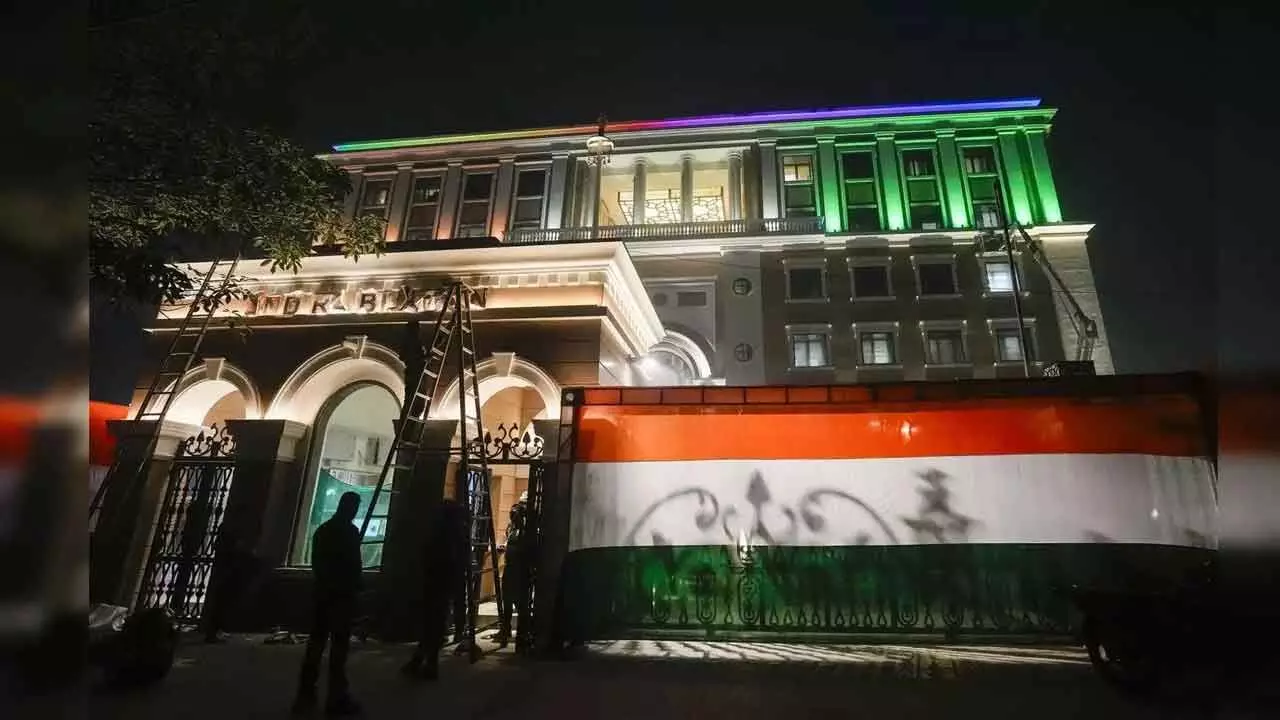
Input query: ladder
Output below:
<box><xmin>357</xmin><ymin>281</ymin><xmax>501</xmax><ymax>662</ymax></box>
<box><xmin>90</xmin><ymin>256</ymin><xmax>241</xmax><ymax>525</ymax></box>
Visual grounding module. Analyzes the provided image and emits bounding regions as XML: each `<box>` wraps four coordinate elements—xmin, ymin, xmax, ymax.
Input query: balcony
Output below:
<box><xmin>508</xmin><ymin>217</ymin><xmax>824</xmax><ymax>245</ymax></box>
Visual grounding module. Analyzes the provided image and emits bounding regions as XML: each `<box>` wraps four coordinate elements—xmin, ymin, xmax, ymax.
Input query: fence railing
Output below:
<box><xmin>508</xmin><ymin>217</ymin><xmax>824</xmax><ymax>245</ymax></box>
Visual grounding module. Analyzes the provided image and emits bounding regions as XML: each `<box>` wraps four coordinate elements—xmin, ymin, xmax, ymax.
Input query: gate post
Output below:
<box><xmin>531</xmin><ymin>415</ymin><xmax>571</xmax><ymax>654</ymax></box>
<box><xmin>376</xmin><ymin>419</ymin><xmax>457</xmax><ymax>640</ymax></box>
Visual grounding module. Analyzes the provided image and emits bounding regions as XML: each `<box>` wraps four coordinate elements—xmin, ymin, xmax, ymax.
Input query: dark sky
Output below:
<box><xmin>91</xmin><ymin>1</ymin><xmax>1218</xmax><ymax>404</ymax></box>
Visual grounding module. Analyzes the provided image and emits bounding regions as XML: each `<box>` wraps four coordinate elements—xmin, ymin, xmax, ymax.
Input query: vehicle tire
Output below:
<box><xmin>1082</xmin><ymin>617</ymin><xmax>1160</xmax><ymax>696</ymax></box>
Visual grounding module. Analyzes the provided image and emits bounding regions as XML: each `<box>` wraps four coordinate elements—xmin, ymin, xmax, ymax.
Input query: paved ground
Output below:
<box><xmin>73</xmin><ymin>632</ymin><xmax>1273</xmax><ymax>719</ymax></box>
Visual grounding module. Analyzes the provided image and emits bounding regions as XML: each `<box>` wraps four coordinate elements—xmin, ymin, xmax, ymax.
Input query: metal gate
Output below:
<box><xmin>135</xmin><ymin>424</ymin><xmax>237</xmax><ymax>624</ymax></box>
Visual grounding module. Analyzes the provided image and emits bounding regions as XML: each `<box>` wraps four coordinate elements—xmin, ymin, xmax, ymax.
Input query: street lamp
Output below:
<box><xmin>584</xmin><ymin>114</ymin><xmax>614</xmax><ymax>234</ymax></box>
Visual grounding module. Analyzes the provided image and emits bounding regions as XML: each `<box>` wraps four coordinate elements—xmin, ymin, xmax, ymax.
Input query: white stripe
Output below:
<box><xmin>569</xmin><ymin>454</ymin><xmax>1217</xmax><ymax>551</ymax></box>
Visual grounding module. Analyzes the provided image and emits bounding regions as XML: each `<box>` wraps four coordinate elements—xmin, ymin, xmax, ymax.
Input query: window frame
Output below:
<box><xmin>847</xmin><ymin>257</ymin><xmax>895</xmax><ymax>301</ymax></box>
<box><xmin>977</xmin><ymin>251</ymin><xmax>1030</xmax><ymax>297</ymax></box>
<box><xmin>988</xmin><ymin>318</ymin><xmax>1039</xmax><ymax>364</ymax></box>
<box><xmin>920</xmin><ymin>320</ymin><xmax>970</xmax><ymax>367</ymax></box>
<box><xmin>912</xmin><ymin>254</ymin><xmax>961</xmax><ymax>298</ymax></box>
<box><xmin>853</xmin><ymin>322</ymin><xmax>900</xmax><ymax>367</ymax></box>
<box><xmin>783</xmin><ymin>258</ymin><xmax>829</xmax><ymax>303</ymax></box>
<box><xmin>778</xmin><ymin>150</ymin><xmax>820</xmax><ymax>219</ymax></box>
<box><xmin>786</xmin><ymin>323</ymin><xmax>833</xmax><ymax>370</ymax></box>
<box><xmin>958</xmin><ymin>141</ymin><xmax>1011</xmax><ymax>230</ymax></box>
<box><xmin>898</xmin><ymin>143</ymin><xmax>946</xmax><ymax>231</ymax></box>
<box><xmin>509</xmin><ymin>163</ymin><xmax>551</xmax><ymax>232</ymax></box>
<box><xmin>357</xmin><ymin>173</ymin><xmax>396</xmax><ymax>221</ymax></box>
<box><xmin>454</xmin><ymin>167</ymin><xmax>498</xmax><ymax>237</ymax></box>
<box><xmin>837</xmin><ymin>144</ymin><xmax>884</xmax><ymax>233</ymax></box>
<box><xmin>400</xmin><ymin>171</ymin><xmax>446</xmax><ymax>242</ymax></box>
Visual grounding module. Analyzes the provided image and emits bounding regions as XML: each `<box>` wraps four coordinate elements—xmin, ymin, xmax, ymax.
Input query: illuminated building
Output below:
<box><xmin>103</xmin><ymin>100</ymin><xmax>1141</xmax><ymax>640</ymax></box>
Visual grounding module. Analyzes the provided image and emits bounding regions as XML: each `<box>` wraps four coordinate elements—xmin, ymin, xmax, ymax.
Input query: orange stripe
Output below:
<box><xmin>574</xmin><ymin>396</ymin><xmax>1206</xmax><ymax>462</ymax></box>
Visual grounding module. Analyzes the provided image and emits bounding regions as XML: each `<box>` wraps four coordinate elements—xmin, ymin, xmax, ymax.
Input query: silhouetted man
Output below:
<box><xmin>495</xmin><ymin>491</ymin><xmax>529</xmax><ymax>647</ymax></box>
<box><xmin>294</xmin><ymin>491</ymin><xmax>363</xmax><ymax>716</ymax></box>
<box><xmin>202</xmin><ymin>520</ymin><xmax>260</xmax><ymax>643</ymax></box>
<box><xmin>402</xmin><ymin>499</ymin><xmax>467</xmax><ymax>680</ymax></box>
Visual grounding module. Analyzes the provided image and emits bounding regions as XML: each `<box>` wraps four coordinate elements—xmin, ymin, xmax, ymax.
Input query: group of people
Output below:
<box><xmin>289</xmin><ymin>489</ymin><xmax>531</xmax><ymax>717</ymax></box>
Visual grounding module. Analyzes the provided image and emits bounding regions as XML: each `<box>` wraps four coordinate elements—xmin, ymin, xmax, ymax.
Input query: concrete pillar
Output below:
<box><xmin>759</xmin><ymin>141</ymin><xmax>779</xmax><ymax>219</ymax></box>
<box><xmin>434</xmin><ymin>162</ymin><xmax>463</xmax><ymax>240</ymax></box>
<box><xmin>1037</xmin><ymin>235</ymin><xmax>1114</xmax><ymax>374</ymax></box>
<box><xmin>632</xmin><ymin>158</ymin><xmax>648</xmax><ymax>225</ymax></box>
<box><xmin>382</xmin><ymin>163</ymin><xmax>414</xmax><ymax>243</ymax></box>
<box><xmin>875</xmin><ymin>133</ymin><xmax>906</xmax><ymax>231</ymax></box>
<box><xmin>1025</xmin><ymin>128</ymin><xmax>1063</xmax><ymax>223</ymax></box>
<box><xmin>586</xmin><ymin>162</ymin><xmax>601</xmax><ymax>229</ymax></box>
<box><xmin>936</xmin><ymin>130</ymin><xmax>969</xmax><ymax>229</ymax></box>
<box><xmin>342</xmin><ymin>168</ymin><xmax>364</xmax><ymax>221</ymax></box>
<box><xmin>680</xmin><ymin>154</ymin><xmax>694</xmax><ymax>223</ymax></box>
<box><xmin>529</xmin><ymin>417</ymin><xmax>566</xmax><ymax>654</ymax></box>
<box><xmin>727</xmin><ymin>150</ymin><xmax>743</xmax><ymax>221</ymax></box>
<box><xmin>997</xmin><ymin>129</ymin><xmax>1034</xmax><ymax>227</ymax></box>
<box><xmin>544</xmin><ymin>153</ymin><xmax>570</xmax><ymax>229</ymax></box>
<box><xmin>816</xmin><ymin>136</ymin><xmax>841</xmax><ymax>233</ymax></box>
<box><xmin>489</xmin><ymin>157</ymin><xmax>517</xmax><ymax>240</ymax></box>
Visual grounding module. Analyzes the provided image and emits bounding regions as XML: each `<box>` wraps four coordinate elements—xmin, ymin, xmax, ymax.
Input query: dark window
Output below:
<box><xmin>963</xmin><ymin>147</ymin><xmax>997</xmax><ymax>175</ymax></box>
<box><xmin>403</xmin><ymin>176</ymin><xmax>442</xmax><ymax>242</ymax></box>
<box><xmin>902</xmin><ymin>148</ymin><xmax>943</xmax><ymax>230</ymax></box>
<box><xmin>902</xmin><ymin>150</ymin><xmax>936</xmax><ymax>177</ymax></box>
<box><xmin>787</xmin><ymin>267</ymin><xmax>825</xmax><ymax>300</ymax></box>
<box><xmin>359</xmin><ymin>179</ymin><xmax>392</xmax><ymax>218</ymax></box>
<box><xmin>962</xmin><ymin>146</ymin><xmax>1003</xmax><ymax>228</ymax></box>
<box><xmin>842</xmin><ymin>151</ymin><xmax>880</xmax><ymax>232</ymax></box>
<box><xmin>925</xmin><ymin>330</ymin><xmax>966</xmax><ymax>364</ymax></box>
<box><xmin>852</xmin><ymin>265</ymin><xmax>891</xmax><ymax>298</ymax></box>
<box><xmin>516</xmin><ymin>170</ymin><xmax>546</xmax><ymax>197</ymax></box>
<box><xmin>912</xmin><ymin>204</ymin><xmax>944</xmax><ymax>230</ymax></box>
<box><xmin>676</xmin><ymin>291</ymin><xmax>707</xmax><ymax>307</ymax></box>
<box><xmin>783</xmin><ymin>185</ymin><xmax>817</xmax><ymax>217</ymax></box>
<box><xmin>917</xmin><ymin>261</ymin><xmax>956</xmax><ymax>295</ymax></box>
<box><xmin>842</xmin><ymin>153</ymin><xmax>875</xmax><ymax>179</ymax></box>
<box><xmin>859</xmin><ymin>331</ymin><xmax>896</xmax><ymax>365</ymax></box>
<box><xmin>456</xmin><ymin>172</ymin><xmax>494</xmax><ymax>237</ymax></box>
<box><xmin>463</xmin><ymin>173</ymin><xmax>494</xmax><ymax>199</ymax></box>
<box><xmin>511</xmin><ymin>169</ymin><xmax>547</xmax><ymax>231</ymax></box>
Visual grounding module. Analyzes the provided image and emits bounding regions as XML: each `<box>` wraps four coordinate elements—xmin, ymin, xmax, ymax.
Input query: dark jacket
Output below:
<box><xmin>424</xmin><ymin>503</ymin><xmax>468</xmax><ymax>586</ymax></box>
<box><xmin>312</xmin><ymin>516</ymin><xmax>363</xmax><ymax>599</ymax></box>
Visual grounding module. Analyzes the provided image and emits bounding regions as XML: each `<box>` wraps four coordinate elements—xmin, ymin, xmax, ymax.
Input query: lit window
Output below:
<box><xmin>925</xmin><ymin>329</ymin><xmax>967</xmax><ymax>364</ymax></box>
<box><xmin>851</xmin><ymin>264</ymin><xmax>892</xmax><ymax>299</ymax></box>
<box><xmin>963</xmin><ymin>147</ymin><xmax>997</xmax><ymax>175</ymax></box>
<box><xmin>782</xmin><ymin>156</ymin><xmax>813</xmax><ymax>183</ymax></box>
<box><xmin>962</xmin><ymin>146</ymin><xmax>1003</xmax><ymax>228</ymax></box>
<box><xmin>781</xmin><ymin>154</ymin><xmax>818</xmax><ymax>218</ymax></box>
<box><xmin>916</xmin><ymin>260</ymin><xmax>957</xmax><ymax>295</ymax></box>
<box><xmin>786</xmin><ymin>266</ymin><xmax>825</xmax><ymax>301</ymax></box>
<box><xmin>359</xmin><ymin>179</ymin><xmax>393</xmax><ymax>219</ymax></box>
<box><xmin>859</xmin><ymin>331</ymin><xmax>897</xmax><ymax>365</ymax></box>
<box><xmin>402</xmin><ymin>176</ymin><xmax>442</xmax><ymax>242</ymax></box>
<box><xmin>790</xmin><ymin>332</ymin><xmax>829</xmax><ymax>368</ymax></box>
<box><xmin>994</xmin><ymin>327</ymin><xmax>1036</xmax><ymax>362</ymax></box>
<box><xmin>984</xmin><ymin>260</ymin><xmax>1016</xmax><ymax>293</ymax></box>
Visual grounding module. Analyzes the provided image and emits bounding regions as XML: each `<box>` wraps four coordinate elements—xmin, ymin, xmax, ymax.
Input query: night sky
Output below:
<box><xmin>90</xmin><ymin>1</ymin><xmax>1218</xmax><ymax>404</ymax></box>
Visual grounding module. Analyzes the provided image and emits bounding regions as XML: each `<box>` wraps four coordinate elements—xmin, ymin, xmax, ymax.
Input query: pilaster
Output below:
<box><xmin>935</xmin><ymin>130</ymin><xmax>969</xmax><ymax>228</ymax></box>
<box><xmin>758</xmin><ymin>141</ymin><xmax>780</xmax><ymax>219</ymax></box>
<box><xmin>875</xmin><ymin>133</ymin><xmax>906</xmax><ymax>231</ymax></box>
<box><xmin>434</xmin><ymin>162</ymin><xmax>464</xmax><ymax>240</ymax></box>
<box><xmin>816</xmin><ymin>136</ymin><xmax>842</xmax><ymax>233</ymax></box>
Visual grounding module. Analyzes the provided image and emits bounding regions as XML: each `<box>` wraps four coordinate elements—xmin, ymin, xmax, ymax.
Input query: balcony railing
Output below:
<box><xmin>508</xmin><ymin>217</ymin><xmax>824</xmax><ymax>245</ymax></box>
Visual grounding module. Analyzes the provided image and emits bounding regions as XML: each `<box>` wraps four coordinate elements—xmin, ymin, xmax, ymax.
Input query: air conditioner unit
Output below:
<box><xmin>1042</xmin><ymin>361</ymin><xmax>1096</xmax><ymax>378</ymax></box>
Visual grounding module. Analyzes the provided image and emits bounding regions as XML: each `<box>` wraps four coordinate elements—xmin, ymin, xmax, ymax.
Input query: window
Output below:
<box><xmin>982</xmin><ymin>259</ymin><xmax>1019</xmax><ymax>293</ymax></box>
<box><xmin>781</xmin><ymin>154</ymin><xmax>818</xmax><ymax>218</ymax></box>
<box><xmin>402</xmin><ymin>176</ymin><xmax>442</xmax><ymax>242</ymax></box>
<box><xmin>901</xmin><ymin>148</ymin><xmax>944</xmax><ymax>231</ymax></box>
<box><xmin>676</xmin><ymin>291</ymin><xmax>707</xmax><ymax>307</ymax></box>
<box><xmin>293</xmin><ymin>384</ymin><xmax>400</xmax><ymax>568</ymax></box>
<box><xmin>916</xmin><ymin>259</ymin><xmax>957</xmax><ymax>295</ymax></box>
<box><xmin>511</xmin><ymin>169</ymin><xmax>547</xmax><ymax>230</ymax></box>
<box><xmin>851</xmin><ymin>263</ymin><xmax>892</xmax><ymax>299</ymax></box>
<box><xmin>924</xmin><ymin>329</ymin><xmax>967</xmax><ymax>364</ymax></box>
<box><xmin>858</xmin><ymin>330</ymin><xmax>897</xmax><ymax>365</ymax></box>
<box><xmin>789</xmin><ymin>332</ymin><xmax>829</xmax><ymax>368</ymax></box>
<box><xmin>962</xmin><ymin>146</ymin><xmax>1003</xmax><ymax>229</ymax></box>
<box><xmin>994</xmin><ymin>326</ymin><xmax>1037</xmax><ymax>362</ymax></box>
<box><xmin>841</xmin><ymin>152</ymin><xmax>881</xmax><ymax>232</ymax></box>
<box><xmin>455</xmin><ymin>172</ymin><xmax>494</xmax><ymax>237</ymax></box>
<box><xmin>786</xmin><ymin>265</ymin><xmax>826</xmax><ymax>301</ymax></box>
<box><xmin>358</xmin><ymin>178</ymin><xmax>393</xmax><ymax>219</ymax></box>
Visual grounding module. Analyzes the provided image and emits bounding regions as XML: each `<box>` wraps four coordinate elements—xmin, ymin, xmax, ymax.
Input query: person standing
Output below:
<box><xmin>402</xmin><ymin>499</ymin><xmax>467</xmax><ymax>680</ymax></box>
<box><xmin>294</xmin><ymin>491</ymin><xmax>363</xmax><ymax>716</ymax></box>
<box><xmin>202</xmin><ymin>521</ymin><xmax>259</xmax><ymax>643</ymax></box>
<box><xmin>495</xmin><ymin>491</ymin><xmax>529</xmax><ymax>647</ymax></box>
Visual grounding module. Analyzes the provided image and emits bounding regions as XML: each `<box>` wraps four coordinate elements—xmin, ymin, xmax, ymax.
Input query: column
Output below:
<box><xmin>586</xmin><ymin>162</ymin><xmax>601</xmax><ymax>229</ymax></box>
<box><xmin>530</xmin><ymin>418</ymin><xmax>564</xmax><ymax>653</ymax></box>
<box><xmin>434</xmin><ymin>162</ymin><xmax>464</xmax><ymax>240</ymax></box>
<box><xmin>632</xmin><ymin>157</ymin><xmax>648</xmax><ymax>225</ymax></box>
<box><xmin>680</xmin><ymin>153</ymin><xmax>694</xmax><ymax>223</ymax></box>
<box><xmin>544</xmin><ymin>153</ymin><xmax>570</xmax><ymax>229</ymax></box>
<box><xmin>342</xmin><ymin>168</ymin><xmax>364</xmax><ymax>221</ymax></box>
<box><xmin>727</xmin><ymin>150</ymin><xmax>743</xmax><ymax>221</ymax></box>
<box><xmin>816</xmin><ymin>136</ymin><xmax>842</xmax><ymax>233</ymax></box>
<box><xmin>997</xmin><ymin>129</ymin><xmax>1034</xmax><ymax>226</ymax></box>
<box><xmin>383</xmin><ymin>163</ymin><xmax>414</xmax><ymax>243</ymax></box>
<box><xmin>1025</xmin><ymin>128</ymin><xmax>1063</xmax><ymax>223</ymax></box>
<box><xmin>936</xmin><ymin>130</ymin><xmax>969</xmax><ymax>228</ymax></box>
<box><xmin>759</xmin><ymin>141</ymin><xmax>780</xmax><ymax>219</ymax></box>
<box><xmin>489</xmin><ymin>157</ymin><xmax>517</xmax><ymax>240</ymax></box>
<box><xmin>875</xmin><ymin>133</ymin><xmax>906</xmax><ymax>231</ymax></box>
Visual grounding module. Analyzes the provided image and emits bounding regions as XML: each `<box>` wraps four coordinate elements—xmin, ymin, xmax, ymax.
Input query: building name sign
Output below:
<box><xmin>210</xmin><ymin>284</ymin><xmax>482</xmax><ymax>319</ymax></box>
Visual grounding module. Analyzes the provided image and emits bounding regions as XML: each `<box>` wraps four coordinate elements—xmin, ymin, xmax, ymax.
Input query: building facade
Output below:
<box><xmin>102</xmin><ymin>99</ymin><xmax>1118</xmax><ymax>637</ymax></box>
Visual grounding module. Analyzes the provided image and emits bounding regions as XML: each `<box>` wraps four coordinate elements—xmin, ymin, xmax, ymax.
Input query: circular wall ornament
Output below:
<box><xmin>734</xmin><ymin>343</ymin><xmax>753</xmax><ymax>362</ymax></box>
<box><xmin>731</xmin><ymin>278</ymin><xmax>753</xmax><ymax>296</ymax></box>
<box><xmin>652</xmin><ymin>292</ymin><xmax>668</xmax><ymax>307</ymax></box>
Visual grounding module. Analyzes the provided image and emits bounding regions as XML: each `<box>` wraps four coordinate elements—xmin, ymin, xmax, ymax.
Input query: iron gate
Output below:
<box><xmin>135</xmin><ymin>425</ymin><xmax>237</xmax><ymax>624</ymax></box>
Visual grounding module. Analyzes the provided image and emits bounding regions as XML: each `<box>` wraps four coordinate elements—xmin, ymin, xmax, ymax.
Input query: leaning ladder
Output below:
<box><xmin>358</xmin><ymin>281</ymin><xmax>501</xmax><ymax>662</ymax></box>
<box><xmin>90</xmin><ymin>256</ymin><xmax>241</xmax><ymax>526</ymax></box>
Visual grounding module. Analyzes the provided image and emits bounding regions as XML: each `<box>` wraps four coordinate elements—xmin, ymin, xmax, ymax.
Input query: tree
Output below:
<box><xmin>89</xmin><ymin>1</ymin><xmax>384</xmax><ymax>307</ymax></box>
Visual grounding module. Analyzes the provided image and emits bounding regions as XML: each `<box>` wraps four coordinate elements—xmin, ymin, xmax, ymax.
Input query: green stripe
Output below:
<box><xmin>559</xmin><ymin>544</ymin><xmax>1213</xmax><ymax>642</ymax></box>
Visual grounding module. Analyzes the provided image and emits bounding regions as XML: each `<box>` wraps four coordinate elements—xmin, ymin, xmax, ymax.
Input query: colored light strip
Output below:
<box><xmin>331</xmin><ymin>98</ymin><xmax>1042</xmax><ymax>152</ymax></box>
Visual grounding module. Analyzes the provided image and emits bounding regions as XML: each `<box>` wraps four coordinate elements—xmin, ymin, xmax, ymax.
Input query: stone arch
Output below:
<box><xmin>162</xmin><ymin>358</ymin><xmax>262</xmax><ymax>426</ymax></box>
<box><xmin>430</xmin><ymin>352</ymin><xmax>560</xmax><ymax>421</ymax></box>
<box><xmin>265</xmin><ymin>336</ymin><xmax>405</xmax><ymax>425</ymax></box>
<box><xmin>654</xmin><ymin>329</ymin><xmax>713</xmax><ymax>379</ymax></box>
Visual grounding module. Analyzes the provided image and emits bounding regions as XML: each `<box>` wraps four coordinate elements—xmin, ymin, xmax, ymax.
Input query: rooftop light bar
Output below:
<box><xmin>331</xmin><ymin>98</ymin><xmax>1042</xmax><ymax>152</ymax></box>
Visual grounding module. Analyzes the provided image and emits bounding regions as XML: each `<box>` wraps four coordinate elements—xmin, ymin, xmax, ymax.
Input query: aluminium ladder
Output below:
<box><xmin>358</xmin><ymin>281</ymin><xmax>502</xmax><ymax>662</ymax></box>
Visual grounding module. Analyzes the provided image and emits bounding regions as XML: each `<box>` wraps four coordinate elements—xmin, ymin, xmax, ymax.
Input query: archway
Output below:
<box><xmin>290</xmin><ymin>382</ymin><xmax>400</xmax><ymax>568</ymax></box>
<box><xmin>266</xmin><ymin>338</ymin><xmax>405</xmax><ymax>425</ymax></box>
<box><xmin>430</xmin><ymin>353</ymin><xmax>560</xmax><ymax>421</ymax></box>
<box><xmin>160</xmin><ymin>359</ymin><xmax>261</xmax><ymax>427</ymax></box>
<box><xmin>633</xmin><ymin>330</ymin><xmax>713</xmax><ymax>386</ymax></box>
